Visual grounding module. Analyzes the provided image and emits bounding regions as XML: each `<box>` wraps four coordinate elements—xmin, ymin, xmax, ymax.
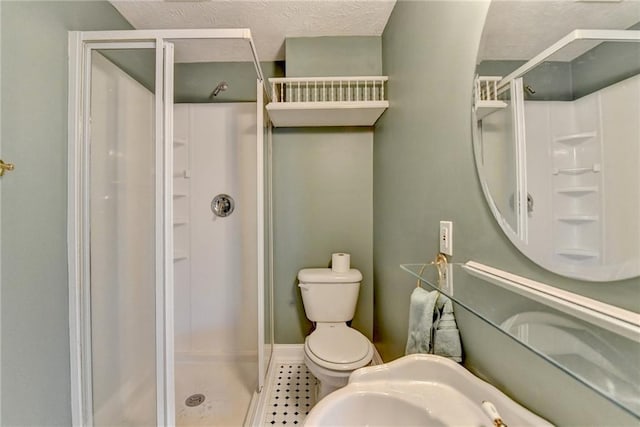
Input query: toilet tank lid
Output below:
<box><xmin>298</xmin><ymin>268</ymin><xmax>362</xmax><ymax>283</ymax></box>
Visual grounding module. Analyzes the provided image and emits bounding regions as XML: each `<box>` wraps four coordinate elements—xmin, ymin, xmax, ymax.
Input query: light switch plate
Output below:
<box><xmin>439</xmin><ymin>221</ymin><xmax>453</xmax><ymax>256</ymax></box>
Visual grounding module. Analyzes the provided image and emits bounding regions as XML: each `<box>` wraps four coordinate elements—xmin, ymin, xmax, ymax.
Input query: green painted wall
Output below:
<box><xmin>174</xmin><ymin>61</ymin><xmax>284</xmax><ymax>103</ymax></box>
<box><xmin>571</xmin><ymin>40</ymin><xmax>640</xmax><ymax>99</ymax></box>
<box><xmin>286</xmin><ymin>36</ymin><xmax>382</xmax><ymax>77</ymax></box>
<box><xmin>272</xmin><ymin>128</ymin><xmax>373</xmax><ymax>342</ymax></box>
<box><xmin>102</xmin><ymin>49</ymin><xmax>285</xmax><ymax>102</ymax></box>
<box><xmin>1</xmin><ymin>2</ymin><xmax>133</xmax><ymax>425</ymax></box>
<box><xmin>100</xmin><ymin>49</ymin><xmax>156</xmax><ymax>92</ymax></box>
<box><xmin>271</xmin><ymin>36</ymin><xmax>381</xmax><ymax>343</ymax></box>
<box><xmin>477</xmin><ymin>60</ymin><xmax>574</xmax><ymax>100</ymax></box>
<box><xmin>375</xmin><ymin>1</ymin><xmax>638</xmax><ymax>424</ymax></box>
<box><xmin>572</xmin><ymin>20</ymin><xmax>640</xmax><ymax>99</ymax></box>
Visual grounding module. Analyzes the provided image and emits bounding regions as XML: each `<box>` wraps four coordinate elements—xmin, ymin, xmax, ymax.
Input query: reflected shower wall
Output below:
<box><xmin>524</xmin><ymin>73</ymin><xmax>640</xmax><ymax>276</ymax></box>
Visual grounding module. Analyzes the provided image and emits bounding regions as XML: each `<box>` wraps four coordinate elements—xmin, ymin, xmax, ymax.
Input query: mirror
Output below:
<box><xmin>473</xmin><ymin>1</ymin><xmax>640</xmax><ymax>282</ymax></box>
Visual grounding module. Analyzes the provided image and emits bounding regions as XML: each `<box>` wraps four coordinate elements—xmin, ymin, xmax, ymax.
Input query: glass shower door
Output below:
<box><xmin>71</xmin><ymin>29</ymin><xmax>268</xmax><ymax>426</ymax></box>
<box><xmin>88</xmin><ymin>47</ymin><xmax>160</xmax><ymax>426</ymax></box>
<box><xmin>68</xmin><ymin>36</ymin><xmax>175</xmax><ymax>426</ymax></box>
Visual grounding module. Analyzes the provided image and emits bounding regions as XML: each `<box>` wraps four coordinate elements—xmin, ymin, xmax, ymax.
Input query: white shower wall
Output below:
<box><xmin>173</xmin><ymin>103</ymin><xmax>258</xmax><ymax>360</ymax></box>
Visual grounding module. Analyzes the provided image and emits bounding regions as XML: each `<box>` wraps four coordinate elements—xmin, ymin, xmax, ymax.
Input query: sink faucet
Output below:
<box><xmin>482</xmin><ymin>401</ymin><xmax>508</xmax><ymax>427</ymax></box>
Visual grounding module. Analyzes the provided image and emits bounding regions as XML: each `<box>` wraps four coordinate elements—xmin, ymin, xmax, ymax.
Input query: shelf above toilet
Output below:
<box><xmin>267</xmin><ymin>76</ymin><xmax>388</xmax><ymax>127</ymax></box>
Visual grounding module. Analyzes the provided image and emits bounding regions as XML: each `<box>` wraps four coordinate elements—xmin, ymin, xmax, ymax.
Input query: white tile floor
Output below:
<box><xmin>261</xmin><ymin>363</ymin><xmax>318</xmax><ymax>426</ymax></box>
<box><xmin>175</xmin><ymin>359</ymin><xmax>258</xmax><ymax>427</ymax></box>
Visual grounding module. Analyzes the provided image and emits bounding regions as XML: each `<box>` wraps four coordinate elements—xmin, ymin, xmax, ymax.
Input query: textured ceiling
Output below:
<box><xmin>479</xmin><ymin>0</ymin><xmax>640</xmax><ymax>62</ymax></box>
<box><xmin>111</xmin><ymin>0</ymin><xmax>396</xmax><ymax>63</ymax></box>
<box><xmin>111</xmin><ymin>0</ymin><xmax>640</xmax><ymax>64</ymax></box>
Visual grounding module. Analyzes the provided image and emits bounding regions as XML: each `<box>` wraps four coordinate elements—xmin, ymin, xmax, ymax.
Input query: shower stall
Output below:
<box><xmin>67</xmin><ymin>29</ymin><xmax>273</xmax><ymax>426</ymax></box>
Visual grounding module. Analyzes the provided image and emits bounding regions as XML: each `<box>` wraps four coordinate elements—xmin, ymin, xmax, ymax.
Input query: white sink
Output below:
<box><xmin>304</xmin><ymin>354</ymin><xmax>552</xmax><ymax>427</ymax></box>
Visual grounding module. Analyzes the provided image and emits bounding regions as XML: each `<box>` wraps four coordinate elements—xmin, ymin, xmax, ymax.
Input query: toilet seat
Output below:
<box><xmin>305</xmin><ymin>325</ymin><xmax>373</xmax><ymax>371</ymax></box>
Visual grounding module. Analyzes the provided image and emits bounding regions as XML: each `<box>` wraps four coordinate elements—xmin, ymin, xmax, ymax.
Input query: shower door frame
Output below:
<box><xmin>68</xmin><ymin>29</ymin><xmax>270</xmax><ymax>427</ymax></box>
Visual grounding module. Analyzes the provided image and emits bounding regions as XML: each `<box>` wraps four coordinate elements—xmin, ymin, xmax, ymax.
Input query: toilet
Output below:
<box><xmin>298</xmin><ymin>268</ymin><xmax>374</xmax><ymax>400</ymax></box>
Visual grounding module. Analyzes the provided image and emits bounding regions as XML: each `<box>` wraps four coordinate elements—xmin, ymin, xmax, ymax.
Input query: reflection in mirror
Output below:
<box><xmin>401</xmin><ymin>262</ymin><xmax>640</xmax><ymax>419</ymax></box>
<box><xmin>477</xmin><ymin>81</ymin><xmax>518</xmax><ymax>234</ymax></box>
<box><xmin>502</xmin><ymin>311</ymin><xmax>640</xmax><ymax>414</ymax></box>
<box><xmin>473</xmin><ymin>18</ymin><xmax>640</xmax><ymax>281</ymax></box>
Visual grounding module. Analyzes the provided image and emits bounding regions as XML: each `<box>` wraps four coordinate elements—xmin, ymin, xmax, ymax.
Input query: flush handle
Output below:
<box><xmin>298</xmin><ymin>283</ymin><xmax>310</xmax><ymax>291</ymax></box>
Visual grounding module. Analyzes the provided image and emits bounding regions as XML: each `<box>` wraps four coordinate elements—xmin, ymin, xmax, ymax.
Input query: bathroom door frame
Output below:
<box><xmin>68</xmin><ymin>29</ymin><xmax>268</xmax><ymax>427</ymax></box>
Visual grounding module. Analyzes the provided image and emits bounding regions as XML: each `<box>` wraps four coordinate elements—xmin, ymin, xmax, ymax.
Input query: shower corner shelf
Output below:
<box><xmin>555</xmin><ymin>186</ymin><xmax>598</xmax><ymax>196</ymax></box>
<box><xmin>173</xmin><ymin>251</ymin><xmax>188</xmax><ymax>261</ymax></box>
<box><xmin>552</xmin><ymin>164</ymin><xmax>601</xmax><ymax>175</ymax></box>
<box><xmin>173</xmin><ymin>217</ymin><xmax>188</xmax><ymax>226</ymax></box>
<box><xmin>174</xmin><ymin>137</ymin><xmax>188</xmax><ymax>147</ymax></box>
<box><xmin>556</xmin><ymin>215</ymin><xmax>599</xmax><ymax>224</ymax></box>
<box><xmin>553</xmin><ymin>131</ymin><xmax>597</xmax><ymax>145</ymax></box>
<box><xmin>266</xmin><ymin>76</ymin><xmax>389</xmax><ymax>127</ymax></box>
<box><xmin>173</xmin><ymin>169</ymin><xmax>191</xmax><ymax>179</ymax></box>
<box><xmin>555</xmin><ymin>248</ymin><xmax>599</xmax><ymax>259</ymax></box>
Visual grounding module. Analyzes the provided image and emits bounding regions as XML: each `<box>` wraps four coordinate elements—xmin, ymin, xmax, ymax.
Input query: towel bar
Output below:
<box><xmin>416</xmin><ymin>253</ymin><xmax>448</xmax><ymax>289</ymax></box>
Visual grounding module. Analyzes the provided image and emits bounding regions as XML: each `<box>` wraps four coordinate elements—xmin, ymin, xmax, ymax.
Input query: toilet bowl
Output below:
<box><xmin>298</xmin><ymin>267</ymin><xmax>374</xmax><ymax>400</ymax></box>
<box><xmin>303</xmin><ymin>323</ymin><xmax>374</xmax><ymax>399</ymax></box>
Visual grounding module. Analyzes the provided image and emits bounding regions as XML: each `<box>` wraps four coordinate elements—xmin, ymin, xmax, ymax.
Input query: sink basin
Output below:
<box><xmin>304</xmin><ymin>354</ymin><xmax>552</xmax><ymax>427</ymax></box>
<box><xmin>309</xmin><ymin>391</ymin><xmax>445</xmax><ymax>426</ymax></box>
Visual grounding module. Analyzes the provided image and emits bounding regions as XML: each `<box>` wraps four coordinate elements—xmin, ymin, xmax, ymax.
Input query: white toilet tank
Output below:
<box><xmin>298</xmin><ymin>268</ymin><xmax>363</xmax><ymax>322</ymax></box>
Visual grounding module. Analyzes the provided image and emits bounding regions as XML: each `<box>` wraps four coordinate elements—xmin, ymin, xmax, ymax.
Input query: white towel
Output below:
<box><xmin>405</xmin><ymin>287</ymin><xmax>440</xmax><ymax>355</ymax></box>
<box><xmin>433</xmin><ymin>295</ymin><xmax>463</xmax><ymax>362</ymax></box>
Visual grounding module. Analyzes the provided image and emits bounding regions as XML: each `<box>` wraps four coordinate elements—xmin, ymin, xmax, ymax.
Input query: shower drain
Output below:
<box><xmin>185</xmin><ymin>393</ymin><xmax>206</xmax><ymax>407</ymax></box>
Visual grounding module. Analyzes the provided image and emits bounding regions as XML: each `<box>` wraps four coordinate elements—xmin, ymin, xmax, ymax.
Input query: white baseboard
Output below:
<box><xmin>271</xmin><ymin>344</ymin><xmax>305</xmax><ymax>362</ymax></box>
<box><xmin>270</xmin><ymin>343</ymin><xmax>384</xmax><ymax>365</ymax></box>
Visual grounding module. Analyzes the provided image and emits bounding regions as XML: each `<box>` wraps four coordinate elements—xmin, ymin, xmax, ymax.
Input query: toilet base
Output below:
<box><xmin>316</xmin><ymin>378</ymin><xmax>339</xmax><ymax>401</ymax></box>
<box><xmin>303</xmin><ymin>352</ymin><xmax>359</xmax><ymax>400</ymax></box>
<box><xmin>302</xmin><ymin>325</ymin><xmax>375</xmax><ymax>401</ymax></box>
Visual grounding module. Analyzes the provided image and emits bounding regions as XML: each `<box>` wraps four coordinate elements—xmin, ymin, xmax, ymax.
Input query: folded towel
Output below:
<box><xmin>433</xmin><ymin>295</ymin><xmax>463</xmax><ymax>362</ymax></box>
<box><xmin>405</xmin><ymin>287</ymin><xmax>440</xmax><ymax>355</ymax></box>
